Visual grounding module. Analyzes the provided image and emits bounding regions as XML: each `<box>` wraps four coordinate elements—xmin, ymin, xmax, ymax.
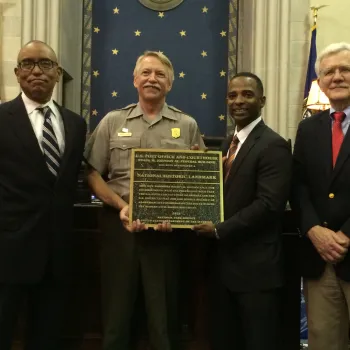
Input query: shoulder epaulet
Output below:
<box><xmin>110</xmin><ymin>103</ymin><xmax>137</xmax><ymax>112</ymax></box>
<box><xmin>168</xmin><ymin>105</ymin><xmax>182</xmax><ymax>113</ymax></box>
<box><xmin>120</xmin><ymin>103</ymin><xmax>137</xmax><ymax>110</ymax></box>
<box><xmin>168</xmin><ymin>105</ymin><xmax>192</xmax><ymax>117</ymax></box>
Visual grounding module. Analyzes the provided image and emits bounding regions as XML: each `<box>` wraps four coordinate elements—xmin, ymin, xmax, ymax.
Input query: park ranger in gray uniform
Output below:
<box><xmin>85</xmin><ymin>51</ymin><xmax>205</xmax><ymax>350</ymax></box>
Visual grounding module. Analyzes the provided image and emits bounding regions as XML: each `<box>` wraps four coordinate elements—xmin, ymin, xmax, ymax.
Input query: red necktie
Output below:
<box><xmin>224</xmin><ymin>135</ymin><xmax>239</xmax><ymax>182</ymax></box>
<box><xmin>332</xmin><ymin>111</ymin><xmax>345</xmax><ymax>168</ymax></box>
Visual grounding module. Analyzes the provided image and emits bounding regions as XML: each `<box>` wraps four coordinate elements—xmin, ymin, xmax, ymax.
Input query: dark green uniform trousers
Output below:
<box><xmin>99</xmin><ymin>206</ymin><xmax>180</xmax><ymax>350</ymax></box>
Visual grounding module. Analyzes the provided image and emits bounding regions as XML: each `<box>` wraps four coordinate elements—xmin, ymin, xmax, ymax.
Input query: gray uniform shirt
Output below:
<box><xmin>85</xmin><ymin>103</ymin><xmax>205</xmax><ymax>203</ymax></box>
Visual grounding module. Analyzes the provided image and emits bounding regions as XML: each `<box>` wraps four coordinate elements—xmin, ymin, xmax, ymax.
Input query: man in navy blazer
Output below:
<box><xmin>0</xmin><ymin>40</ymin><xmax>86</xmax><ymax>350</ymax></box>
<box><xmin>194</xmin><ymin>72</ymin><xmax>292</xmax><ymax>350</ymax></box>
<box><xmin>291</xmin><ymin>42</ymin><xmax>350</xmax><ymax>350</ymax></box>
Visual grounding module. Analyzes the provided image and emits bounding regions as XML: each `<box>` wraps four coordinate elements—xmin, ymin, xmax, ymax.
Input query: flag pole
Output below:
<box><xmin>310</xmin><ymin>5</ymin><xmax>328</xmax><ymax>26</ymax></box>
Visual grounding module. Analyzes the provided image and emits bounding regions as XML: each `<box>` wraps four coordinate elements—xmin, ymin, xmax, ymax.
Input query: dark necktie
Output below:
<box><xmin>224</xmin><ymin>135</ymin><xmax>239</xmax><ymax>182</ymax></box>
<box><xmin>37</xmin><ymin>106</ymin><xmax>61</xmax><ymax>177</ymax></box>
<box><xmin>332</xmin><ymin>111</ymin><xmax>345</xmax><ymax>168</ymax></box>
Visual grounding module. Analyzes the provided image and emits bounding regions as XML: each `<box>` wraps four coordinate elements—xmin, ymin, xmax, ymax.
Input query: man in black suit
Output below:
<box><xmin>194</xmin><ymin>72</ymin><xmax>292</xmax><ymax>350</ymax></box>
<box><xmin>291</xmin><ymin>42</ymin><xmax>350</xmax><ymax>350</ymax></box>
<box><xmin>0</xmin><ymin>40</ymin><xmax>86</xmax><ymax>350</ymax></box>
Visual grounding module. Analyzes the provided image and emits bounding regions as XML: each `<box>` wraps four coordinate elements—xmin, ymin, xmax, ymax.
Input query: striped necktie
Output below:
<box><xmin>224</xmin><ymin>135</ymin><xmax>239</xmax><ymax>182</ymax></box>
<box><xmin>37</xmin><ymin>106</ymin><xmax>61</xmax><ymax>177</ymax></box>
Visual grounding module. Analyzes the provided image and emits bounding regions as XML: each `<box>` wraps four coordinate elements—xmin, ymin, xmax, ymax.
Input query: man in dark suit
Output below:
<box><xmin>194</xmin><ymin>72</ymin><xmax>292</xmax><ymax>350</ymax></box>
<box><xmin>291</xmin><ymin>42</ymin><xmax>350</xmax><ymax>350</ymax></box>
<box><xmin>0</xmin><ymin>40</ymin><xmax>86</xmax><ymax>350</ymax></box>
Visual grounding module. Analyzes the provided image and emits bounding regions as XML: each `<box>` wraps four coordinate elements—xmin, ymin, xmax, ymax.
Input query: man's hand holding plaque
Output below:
<box><xmin>120</xmin><ymin>205</ymin><xmax>173</xmax><ymax>232</ymax></box>
<box><xmin>120</xmin><ymin>205</ymin><xmax>148</xmax><ymax>232</ymax></box>
<box><xmin>192</xmin><ymin>222</ymin><xmax>216</xmax><ymax>238</ymax></box>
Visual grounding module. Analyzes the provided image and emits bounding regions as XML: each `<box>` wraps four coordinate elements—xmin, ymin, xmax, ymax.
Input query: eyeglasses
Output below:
<box><xmin>17</xmin><ymin>59</ymin><xmax>58</xmax><ymax>71</ymax></box>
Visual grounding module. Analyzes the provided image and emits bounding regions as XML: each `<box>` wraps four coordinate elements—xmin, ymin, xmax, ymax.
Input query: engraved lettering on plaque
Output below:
<box><xmin>129</xmin><ymin>149</ymin><xmax>224</xmax><ymax>229</ymax></box>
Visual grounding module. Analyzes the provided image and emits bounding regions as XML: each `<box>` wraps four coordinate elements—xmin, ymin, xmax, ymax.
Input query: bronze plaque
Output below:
<box><xmin>138</xmin><ymin>0</ymin><xmax>184</xmax><ymax>11</ymax></box>
<box><xmin>130</xmin><ymin>149</ymin><xmax>224</xmax><ymax>228</ymax></box>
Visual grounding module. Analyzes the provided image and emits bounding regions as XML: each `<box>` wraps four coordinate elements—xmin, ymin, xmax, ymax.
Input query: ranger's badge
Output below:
<box><xmin>171</xmin><ymin>128</ymin><xmax>180</xmax><ymax>138</ymax></box>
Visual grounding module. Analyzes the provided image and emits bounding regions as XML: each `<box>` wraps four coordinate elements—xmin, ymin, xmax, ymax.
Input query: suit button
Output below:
<box><xmin>329</xmin><ymin>193</ymin><xmax>335</xmax><ymax>199</ymax></box>
<box><xmin>323</xmin><ymin>222</ymin><xmax>328</xmax><ymax>227</ymax></box>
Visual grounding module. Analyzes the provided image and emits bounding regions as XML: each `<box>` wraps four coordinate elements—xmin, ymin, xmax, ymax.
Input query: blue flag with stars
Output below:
<box><xmin>90</xmin><ymin>0</ymin><xmax>229</xmax><ymax>137</ymax></box>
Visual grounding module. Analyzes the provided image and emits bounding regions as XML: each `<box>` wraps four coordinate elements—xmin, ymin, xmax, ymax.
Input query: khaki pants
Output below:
<box><xmin>99</xmin><ymin>206</ymin><xmax>180</xmax><ymax>350</ymax></box>
<box><xmin>304</xmin><ymin>264</ymin><xmax>350</xmax><ymax>350</ymax></box>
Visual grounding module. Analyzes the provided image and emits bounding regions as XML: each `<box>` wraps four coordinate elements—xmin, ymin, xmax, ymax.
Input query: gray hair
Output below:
<box><xmin>315</xmin><ymin>42</ymin><xmax>350</xmax><ymax>76</ymax></box>
<box><xmin>133</xmin><ymin>51</ymin><xmax>174</xmax><ymax>84</ymax></box>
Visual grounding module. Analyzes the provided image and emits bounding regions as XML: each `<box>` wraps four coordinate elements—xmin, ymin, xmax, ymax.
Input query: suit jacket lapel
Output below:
<box><xmin>221</xmin><ymin>137</ymin><xmax>231</xmax><ymax>156</ymax></box>
<box><xmin>7</xmin><ymin>95</ymin><xmax>51</xmax><ymax>180</ymax></box>
<box><xmin>224</xmin><ymin>121</ymin><xmax>265</xmax><ymax>193</ymax></box>
<box><xmin>56</xmin><ymin>104</ymin><xmax>74</xmax><ymax>179</ymax></box>
<box><xmin>316</xmin><ymin>111</ymin><xmax>333</xmax><ymax>183</ymax></box>
<box><xmin>331</xmin><ymin>122</ymin><xmax>350</xmax><ymax>184</ymax></box>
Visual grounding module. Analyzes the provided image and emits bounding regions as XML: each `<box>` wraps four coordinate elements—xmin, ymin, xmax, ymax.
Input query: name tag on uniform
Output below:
<box><xmin>118</xmin><ymin>132</ymin><xmax>132</xmax><ymax>137</ymax></box>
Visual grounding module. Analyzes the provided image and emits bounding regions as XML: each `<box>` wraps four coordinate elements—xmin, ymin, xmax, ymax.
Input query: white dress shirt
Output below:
<box><xmin>228</xmin><ymin>116</ymin><xmax>262</xmax><ymax>158</ymax></box>
<box><xmin>21</xmin><ymin>93</ymin><xmax>65</xmax><ymax>154</ymax></box>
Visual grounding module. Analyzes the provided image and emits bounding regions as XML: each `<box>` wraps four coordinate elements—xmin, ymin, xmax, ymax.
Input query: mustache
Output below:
<box><xmin>144</xmin><ymin>85</ymin><xmax>160</xmax><ymax>90</ymax></box>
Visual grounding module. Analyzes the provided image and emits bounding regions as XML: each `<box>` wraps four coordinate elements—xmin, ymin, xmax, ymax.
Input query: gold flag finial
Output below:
<box><xmin>310</xmin><ymin>5</ymin><xmax>328</xmax><ymax>25</ymax></box>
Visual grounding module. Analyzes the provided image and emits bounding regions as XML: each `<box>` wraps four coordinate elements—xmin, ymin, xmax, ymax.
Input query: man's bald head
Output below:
<box><xmin>17</xmin><ymin>40</ymin><xmax>58</xmax><ymax>63</ymax></box>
